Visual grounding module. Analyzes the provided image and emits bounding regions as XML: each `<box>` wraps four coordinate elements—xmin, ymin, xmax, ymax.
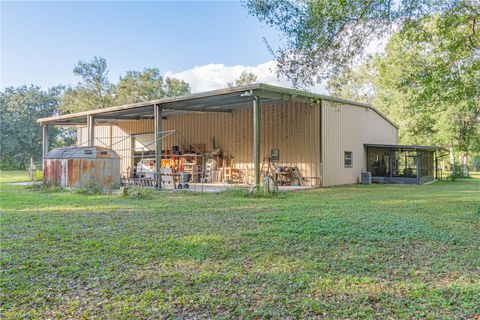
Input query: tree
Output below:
<box><xmin>61</xmin><ymin>59</ymin><xmax>191</xmax><ymax>110</ymax></box>
<box><xmin>115</xmin><ymin>68</ymin><xmax>190</xmax><ymax>104</ymax></box>
<box><xmin>473</xmin><ymin>156</ymin><xmax>480</xmax><ymax>171</ymax></box>
<box><xmin>60</xmin><ymin>57</ymin><xmax>115</xmax><ymax>113</ymax></box>
<box><xmin>0</xmin><ymin>86</ymin><xmax>67</xmax><ymax>168</ymax></box>
<box><xmin>328</xmin><ymin>59</ymin><xmax>377</xmax><ymax>104</ymax></box>
<box><xmin>164</xmin><ymin>77</ymin><xmax>191</xmax><ymax>97</ymax></box>
<box><xmin>115</xmin><ymin>68</ymin><xmax>165</xmax><ymax>104</ymax></box>
<box><xmin>245</xmin><ymin>0</ymin><xmax>471</xmax><ymax>87</ymax></box>
<box><xmin>228</xmin><ymin>71</ymin><xmax>258</xmax><ymax>87</ymax></box>
<box><xmin>377</xmin><ymin>7</ymin><xmax>479</xmax><ymax>173</ymax></box>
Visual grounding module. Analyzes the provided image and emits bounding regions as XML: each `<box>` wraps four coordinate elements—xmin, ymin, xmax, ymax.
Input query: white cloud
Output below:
<box><xmin>165</xmin><ymin>60</ymin><xmax>327</xmax><ymax>94</ymax></box>
<box><xmin>163</xmin><ymin>34</ymin><xmax>390</xmax><ymax>96</ymax></box>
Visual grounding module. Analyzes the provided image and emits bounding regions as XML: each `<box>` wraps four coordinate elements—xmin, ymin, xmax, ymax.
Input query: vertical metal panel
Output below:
<box><xmin>78</xmin><ymin>124</ymin><xmax>135</xmax><ymax>178</ymax></box>
<box><xmin>253</xmin><ymin>97</ymin><xmax>261</xmax><ymax>186</ymax></box>
<box><xmin>77</xmin><ymin>102</ymin><xmax>323</xmax><ymax>186</ymax></box>
<box><xmin>43</xmin><ymin>147</ymin><xmax>120</xmax><ymax>188</ymax></box>
<box><xmin>322</xmin><ymin>101</ymin><xmax>398</xmax><ymax>187</ymax></box>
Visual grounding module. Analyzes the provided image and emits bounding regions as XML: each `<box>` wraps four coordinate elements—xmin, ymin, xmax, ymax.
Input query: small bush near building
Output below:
<box><xmin>447</xmin><ymin>163</ymin><xmax>471</xmax><ymax>180</ymax></box>
<box><xmin>121</xmin><ymin>187</ymin><xmax>154</xmax><ymax>199</ymax></box>
<box><xmin>75</xmin><ymin>182</ymin><xmax>105</xmax><ymax>195</ymax></box>
<box><xmin>26</xmin><ymin>181</ymin><xmax>64</xmax><ymax>193</ymax></box>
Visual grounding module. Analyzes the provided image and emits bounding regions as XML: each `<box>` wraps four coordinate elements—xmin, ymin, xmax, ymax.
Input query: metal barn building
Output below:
<box><xmin>37</xmin><ymin>83</ymin><xmax>429</xmax><ymax>189</ymax></box>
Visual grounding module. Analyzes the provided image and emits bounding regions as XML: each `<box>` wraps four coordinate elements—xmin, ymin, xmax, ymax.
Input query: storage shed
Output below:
<box><xmin>43</xmin><ymin>146</ymin><xmax>121</xmax><ymax>189</ymax></box>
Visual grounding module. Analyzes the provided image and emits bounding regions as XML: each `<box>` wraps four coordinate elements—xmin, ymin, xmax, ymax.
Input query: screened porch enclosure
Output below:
<box><xmin>365</xmin><ymin>144</ymin><xmax>436</xmax><ymax>184</ymax></box>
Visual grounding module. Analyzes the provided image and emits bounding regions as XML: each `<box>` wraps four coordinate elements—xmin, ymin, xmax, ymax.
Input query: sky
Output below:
<box><xmin>1</xmin><ymin>1</ymin><xmax>386</xmax><ymax>94</ymax></box>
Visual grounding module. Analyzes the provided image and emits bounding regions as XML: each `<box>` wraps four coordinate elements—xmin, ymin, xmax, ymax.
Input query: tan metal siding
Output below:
<box><xmin>77</xmin><ymin>102</ymin><xmax>322</xmax><ymax>186</ymax></box>
<box><xmin>322</xmin><ymin>101</ymin><xmax>398</xmax><ymax>187</ymax></box>
<box><xmin>77</xmin><ymin>125</ymin><xmax>133</xmax><ymax>178</ymax></box>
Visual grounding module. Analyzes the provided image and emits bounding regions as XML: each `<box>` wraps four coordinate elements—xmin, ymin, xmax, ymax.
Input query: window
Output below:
<box><xmin>344</xmin><ymin>151</ymin><xmax>353</xmax><ymax>168</ymax></box>
<box><xmin>271</xmin><ymin>149</ymin><xmax>280</xmax><ymax>162</ymax></box>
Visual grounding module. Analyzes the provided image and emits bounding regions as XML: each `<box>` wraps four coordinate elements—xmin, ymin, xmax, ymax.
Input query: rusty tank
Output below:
<box><xmin>43</xmin><ymin>146</ymin><xmax>121</xmax><ymax>189</ymax></box>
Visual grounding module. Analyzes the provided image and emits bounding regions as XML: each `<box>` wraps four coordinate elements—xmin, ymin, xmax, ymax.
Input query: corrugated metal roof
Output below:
<box><xmin>45</xmin><ymin>146</ymin><xmax>120</xmax><ymax>159</ymax></box>
<box><xmin>37</xmin><ymin>83</ymin><xmax>397</xmax><ymax>129</ymax></box>
<box><xmin>364</xmin><ymin>144</ymin><xmax>437</xmax><ymax>151</ymax></box>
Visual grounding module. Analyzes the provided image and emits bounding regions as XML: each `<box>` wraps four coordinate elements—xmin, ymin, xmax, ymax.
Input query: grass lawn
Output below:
<box><xmin>1</xmin><ymin>170</ymin><xmax>479</xmax><ymax>319</ymax></box>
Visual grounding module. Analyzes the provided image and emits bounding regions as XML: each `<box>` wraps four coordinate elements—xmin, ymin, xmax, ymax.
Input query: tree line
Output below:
<box><xmin>247</xmin><ymin>0</ymin><xmax>479</xmax><ymax>173</ymax></box>
<box><xmin>1</xmin><ymin>0</ymin><xmax>478</xmax><ymax>172</ymax></box>
<box><xmin>0</xmin><ymin>58</ymin><xmax>191</xmax><ymax>168</ymax></box>
<box><xmin>326</xmin><ymin>6</ymin><xmax>479</xmax><ymax>174</ymax></box>
<box><xmin>0</xmin><ymin>59</ymin><xmax>260</xmax><ymax>169</ymax></box>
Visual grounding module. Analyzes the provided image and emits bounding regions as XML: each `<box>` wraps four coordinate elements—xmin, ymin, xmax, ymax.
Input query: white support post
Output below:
<box><xmin>42</xmin><ymin>125</ymin><xmax>49</xmax><ymax>169</ymax></box>
<box><xmin>87</xmin><ymin>115</ymin><xmax>95</xmax><ymax>146</ymax></box>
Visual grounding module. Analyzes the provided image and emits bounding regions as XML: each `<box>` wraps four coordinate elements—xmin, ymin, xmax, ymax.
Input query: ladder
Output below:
<box><xmin>261</xmin><ymin>157</ymin><xmax>276</xmax><ymax>176</ymax></box>
<box><xmin>204</xmin><ymin>159</ymin><xmax>216</xmax><ymax>183</ymax></box>
<box><xmin>291</xmin><ymin>167</ymin><xmax>306</xmax><ymax>186</ymax></box>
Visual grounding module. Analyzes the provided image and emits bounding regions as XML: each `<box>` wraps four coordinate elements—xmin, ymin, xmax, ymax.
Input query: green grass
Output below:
<box><xmin>1</xmin><ymin>170</ymin><xmax>479</xmax><ymax>319</ymax></box>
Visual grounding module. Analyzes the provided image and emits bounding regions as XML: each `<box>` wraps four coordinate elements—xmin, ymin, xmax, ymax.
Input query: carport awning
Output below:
<box><xmin>37</xmin><ymin>83</ymin><xmax>393</xmax><ymax>127</ymax></box>
<box><xmin>38</xmin><ymin>85</ymin><xmax>265</xmax><ymax>125</ymax></box>
<box><xmin>364</xmin><ymin>144</ymin><xmax>438</xmax><ymax>151</ymax></box>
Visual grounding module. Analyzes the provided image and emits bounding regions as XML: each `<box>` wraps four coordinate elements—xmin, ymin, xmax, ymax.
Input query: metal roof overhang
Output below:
<box><xmin>37</xmin><ymin>83</ymin><xmax>397</xmax><ymax>128</ymax></box>
<box><xmin>364</xmin><ymin>144</ymin><xmax>437</xmax><ymax>151</ymax></box>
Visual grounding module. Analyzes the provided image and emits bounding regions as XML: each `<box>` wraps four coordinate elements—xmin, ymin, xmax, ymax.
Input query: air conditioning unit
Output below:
<box><xmin>361</xmin><ymin>171</ymin><xmax>372</xmax><ymax>184</ymax></box>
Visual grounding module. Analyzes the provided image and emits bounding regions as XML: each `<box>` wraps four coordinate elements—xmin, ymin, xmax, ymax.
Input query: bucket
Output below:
<box><xmin>180</xmin><ymin>173</ymin><xmax>191</xmax><ymax>183</ymax></box>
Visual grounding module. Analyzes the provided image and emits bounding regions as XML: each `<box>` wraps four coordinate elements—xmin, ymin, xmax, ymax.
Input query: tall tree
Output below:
<box><xmin>0</xmin><ymin>86</ymin><xmax>66</xmax><ymax>168</ymax></box>
<box><xmin>246</xmin><ymin>0</ymin><xmax>470</xmax><ymax>87</ymax></box>
<box><xmin>60</xmin><ymin>57</ymin><xmax>115</xmax><ymax>113</ymax></box>
<box><xmin>228</xmin><ymin>71</ymin><xmax>258</xmax><ymax>87</ymax></box>
<box><xmin>378</xmin><ymin>7</ymin><xmax>479</xmax><ymax>171</ymax></box>
<box><xmin>163</xmin><ymin>77</ymin><xmax>191</xmax><ymax>97</ymax></box>
<box><xmin>330</xmin><ymin>6</ymin><xmax>480</xmax><ymax>172</ymax></box>
<box><xmin>328</xmin><ymin>59</ymin><xmax>377</xmax><ymax>104</ymax></box>
<box><xmin>115</xmin><ymin>68</ymin><xmax>190</xmax><ymax>104</ymax></box>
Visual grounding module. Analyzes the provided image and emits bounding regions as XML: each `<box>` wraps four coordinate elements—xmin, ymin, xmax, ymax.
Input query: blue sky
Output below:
<box><xmin>1</xmin><ymin>1</ymin><xmax>286</xmax><ymax>91</ymax></box>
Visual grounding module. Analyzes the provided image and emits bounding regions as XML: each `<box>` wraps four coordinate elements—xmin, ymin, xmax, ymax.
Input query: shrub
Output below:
<box><xmin>121</xmin><ymin>187</ymin><xmax>154</xmax><ymax>199</ymax></box>
<box><xmin>26</xmin><ymin>180</ymin><xmax>64</xmax><ymax>193</ymax></box>
<box><xmin>248</xmin><ymin>187</ymin><xmax>287</xmax><ymax>199</ymax></box>
<box><xmin>0</xmin><ymin>162</ymin><xmax>18</xmax><ymax>170</ymax></box>
<box><xmin>75</xmin><ymin>182</ymin><xmax>104</xmax><ymax>195</ymax></box>
<box><xmin>219</xmin><ymin>186</ymin><xmax>287</xmax><ymax>199</ymax></box>
<box><xmin>447</xmin><ymin>163</ymin><xmax>470</xmax><ymax>180</ymax></box>
<box><xmin>219</xmin><ymin>187</ymin><xmax>250</xmax><ymax>197</ymax></box>
<box><xmin>34</xmin><ymin>171</ymin><xmax>43</xmax><ymax>181</ymax></box>
<box><xmin>473</xmin><ymin>156</ymin><xmax>480</xmax><ymax>171</ymax></box>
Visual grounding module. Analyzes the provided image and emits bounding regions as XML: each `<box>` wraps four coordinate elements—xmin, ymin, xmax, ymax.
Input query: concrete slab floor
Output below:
<box><xmin>10</xmin><ymin>181</ymin><xmax>313</xmax><ymax>194</ymax></box>
<box><xmin>184</xmin><ymin>183</ymin><xmax>313</xmax><ymax>193</ymax></box>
